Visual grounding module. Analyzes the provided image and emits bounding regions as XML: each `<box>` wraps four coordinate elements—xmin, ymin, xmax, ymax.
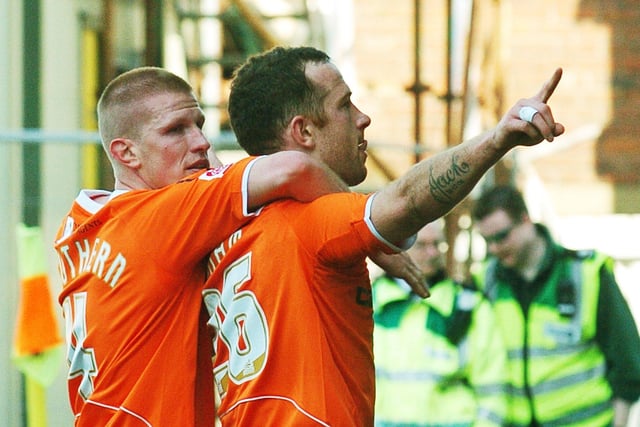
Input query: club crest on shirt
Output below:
<box><xmin>199</xmin><ymin>164</ymin><xmax>233</xmax><ymax>181</ymax></box>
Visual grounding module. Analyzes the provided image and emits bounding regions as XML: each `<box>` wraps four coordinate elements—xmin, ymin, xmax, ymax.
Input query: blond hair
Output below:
<box><xmin>97</xmin><ymin>67</ymin><xmax>194</xmax><ymax>156</ymax></box>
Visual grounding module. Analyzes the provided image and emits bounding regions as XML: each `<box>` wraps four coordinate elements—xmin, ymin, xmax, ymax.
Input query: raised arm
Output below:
<box><xmin>370</xmin><ymin>68</ymin><xmax>565</xmax><ymax>244</ymax></box>
<box><xmin>246</xmin><ymin>150</ymin><xmax>349</xmax><ymax>210</ymax></box>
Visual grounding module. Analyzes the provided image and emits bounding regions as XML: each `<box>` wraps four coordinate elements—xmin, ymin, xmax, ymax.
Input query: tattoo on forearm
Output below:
<box><xmin>429</xmin><ymin>154</ymin><xmax>470</xmax><ymax>204</ymax></box>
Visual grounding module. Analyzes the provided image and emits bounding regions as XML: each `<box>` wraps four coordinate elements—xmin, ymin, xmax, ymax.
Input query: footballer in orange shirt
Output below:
<box><xmin>56</xmin><ymin>159</ymin><xmax>290</xmax><ymax>426</ymax></box>
<box><xmin>204</xmin><ymin>192</ymin><xmax>412</xmax><ymax>426</ymax></box>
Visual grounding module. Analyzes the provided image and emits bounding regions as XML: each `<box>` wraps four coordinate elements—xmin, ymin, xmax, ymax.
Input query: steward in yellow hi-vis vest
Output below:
<box><xmin>472</xmin><ymin>221</ymin><xmax>640</xmax><ymax>426</ymax></box>
<box><xmin>373</xmin><ymin>272</ymin><xmax>507</xmax><ymax>427</ymax></box>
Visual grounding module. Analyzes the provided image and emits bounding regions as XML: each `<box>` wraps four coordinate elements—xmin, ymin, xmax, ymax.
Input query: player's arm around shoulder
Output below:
<box><xmin>247</xmin><ymin>151</ymin><xmax>349</xmax><ymax>210</ymax></box>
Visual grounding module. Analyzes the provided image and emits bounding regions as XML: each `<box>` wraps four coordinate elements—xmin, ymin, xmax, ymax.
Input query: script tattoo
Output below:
<box><xmin>429</xmin><ymin>154</ymin><xmax>470</xmax><ymax>204</ymax></box>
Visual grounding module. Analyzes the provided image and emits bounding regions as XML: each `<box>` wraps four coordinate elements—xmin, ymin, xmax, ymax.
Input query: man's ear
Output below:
<box><xmin>288</xmin><ymin>115</ymin><xmax>315</xmax><ymax>150</ymax></box>
<box><xmin>110</xmin><ymin>138</ymin><xmax>141</xmax><ymax>168</ymax></box>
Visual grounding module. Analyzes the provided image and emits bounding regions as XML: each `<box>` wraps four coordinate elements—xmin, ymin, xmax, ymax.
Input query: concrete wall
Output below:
<box><xmin>0</xmin><ymin>0</ymin><xmax>26</xmax><ymax>424</ymax></box>
<box><xmin>40</xmin><ymin>0</ymin><xmax>82</xmax><ymax>424</ymax></box>
<box><xmin>0</xmin><ymin>0</ymin><xmax>80</xmax><ymax>425</ymax></box>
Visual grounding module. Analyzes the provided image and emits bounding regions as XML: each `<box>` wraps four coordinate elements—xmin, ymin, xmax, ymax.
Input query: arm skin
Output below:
<box><xmin>370</xmin><ymin>251</ymin><xmax>430</xmax><ymax>298</ymax></box>
<box><xmin>246</xmin><ymin>150</ymin><xmax>349</xmax><ymax>210</ymax></box>
<box><xmin>371</xmin><ymin>68</ymin><xmax>565</xmax><ymax>245</ymax></box>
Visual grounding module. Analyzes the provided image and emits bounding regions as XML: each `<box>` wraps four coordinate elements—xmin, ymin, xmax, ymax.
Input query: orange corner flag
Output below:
<box><xmin>13</xmin><ymin>223</ymin><xmax>64</xmax><ymax>388</ymax></box>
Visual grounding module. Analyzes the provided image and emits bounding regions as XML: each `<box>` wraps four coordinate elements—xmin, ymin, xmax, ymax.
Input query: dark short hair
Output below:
<box><xmin>471</xmin><ymin>185</ymin><xmax>529</xmax><ymax>222</ymax></box>
<box><xmin>228</xmin><ymin>46</ymin><xmax>331</xmax><ymax>155</ymax></box>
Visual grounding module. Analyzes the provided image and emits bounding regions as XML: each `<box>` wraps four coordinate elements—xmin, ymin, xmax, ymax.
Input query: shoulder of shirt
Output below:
<box><xmin>180</xmin><ymin>164</ymin><xmax>233</xmax><ymax>183</ymax></box>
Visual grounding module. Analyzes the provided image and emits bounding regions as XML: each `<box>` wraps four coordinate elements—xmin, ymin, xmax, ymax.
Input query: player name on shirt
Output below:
<box><xmin>57</xmin><ymin>237</ymin><xmax>126</xmax><ymax>287</ymax></box>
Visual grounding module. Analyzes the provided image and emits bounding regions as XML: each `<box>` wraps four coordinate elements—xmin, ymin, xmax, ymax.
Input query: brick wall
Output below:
<box><xmin>349</xmin><ymin>0</ymin><xmax>640</xmax><ymax>214</ymax></box>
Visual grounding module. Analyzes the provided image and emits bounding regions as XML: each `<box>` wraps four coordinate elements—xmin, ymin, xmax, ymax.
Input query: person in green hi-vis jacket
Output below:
<box><xmin>472</xmin><ymin>185</ymin><xmax>640</xmax><ymax>427</ymax></box>
<box><xmin>373</xmin><ymin>220</ymin><xmax>508</xmax><ymax>427</ymax></box>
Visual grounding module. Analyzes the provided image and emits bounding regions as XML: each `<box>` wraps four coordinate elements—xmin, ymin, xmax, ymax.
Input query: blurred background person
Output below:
<box><xmin>372</xmin><ymin>219</ymin><xmax>507</xmax><ymax>426</ymax></box>
<box><xmin>471</xmin><ymin>185</ymin><xmax>640</xmax><ymax>427</ymax></box>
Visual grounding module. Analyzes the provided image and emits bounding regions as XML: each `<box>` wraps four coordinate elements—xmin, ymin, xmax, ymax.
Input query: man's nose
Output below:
<box><xmin>193</xmin><ymin>129</ymin><xmax>211</xmax><ymax>150</ymax></box>
<box><xmin>355</xmin><ymin>105</ymin><xmax>371</xmax><ymax>128</ymax></box>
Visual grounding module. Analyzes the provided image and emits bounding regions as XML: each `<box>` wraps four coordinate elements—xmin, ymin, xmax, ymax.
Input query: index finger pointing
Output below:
<box><xmin>537</xmin><ymin>67</ymin><xmax>563</xmax><ymax>103</ymax></box>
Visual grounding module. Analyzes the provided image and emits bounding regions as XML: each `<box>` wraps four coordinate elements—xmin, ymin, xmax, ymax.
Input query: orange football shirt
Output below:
<box><xmin>55</xmin><ymin>157</ymin><xmax>260</xmax><ymax>427</ymax></box>
<box><xmin>204</xmin><ymin>192</ymin><xmax>405</xmax><ymax>427</ymax></box>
